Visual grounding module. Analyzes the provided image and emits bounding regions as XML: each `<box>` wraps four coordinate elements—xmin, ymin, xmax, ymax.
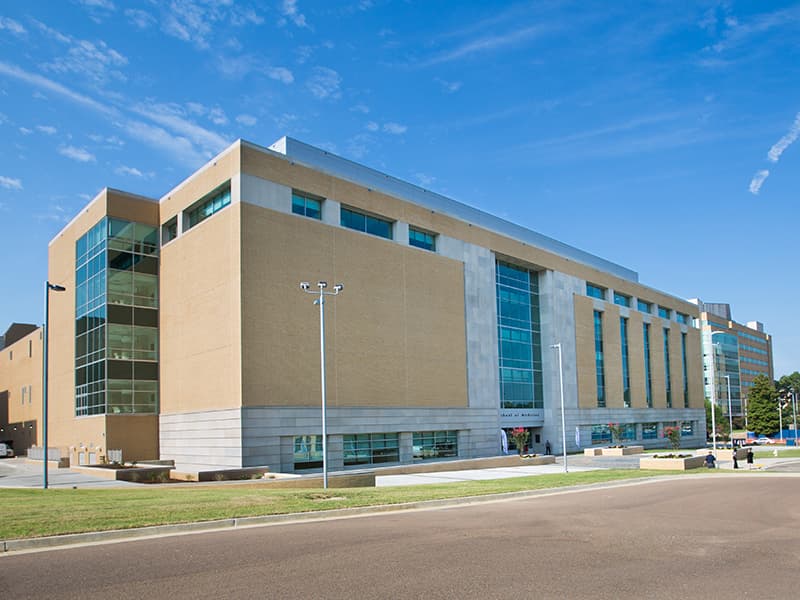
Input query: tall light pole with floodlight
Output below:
<box><xmin>724</xmin><ymin>374</ymin><xmax>733</xmax><ymax>448</ymax></box>
<box><xmin>300</xmin><ymin>280</ymin><xmax>343</xmax><ymax>489</ymax></box>
<box><xmin>43</xmin><ymin>281</ymin><xmax>66</xmax><ymax>489</ymax></box>
<box><xmin>550</xmin><ymin>343</ymin><xmax>568</xmax><ymax>473</ymax></box>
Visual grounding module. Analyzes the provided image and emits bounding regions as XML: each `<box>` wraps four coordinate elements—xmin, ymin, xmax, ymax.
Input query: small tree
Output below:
<box><xmin>663</xmin><ymin>425</ymin><xmax>681</xmax><ymax>450</ymax></box>
<box><xmin>509</xmin><ymin>427</ymin><xmax>530</xmax><ymax>456</ymax></box>
<box><xmin>608</xmin><ymin>422</ymin><xmax>623</xmax><ymax>446</ymax></box>
<box><xmin>748</xmin><ymin>375</ymin><xmax>780</xmax><ymax>435</ymax></box>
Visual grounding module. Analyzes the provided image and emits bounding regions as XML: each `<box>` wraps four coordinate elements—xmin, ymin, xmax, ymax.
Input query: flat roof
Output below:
<box><xmin>264</xmin><ymin>136</ymin><xmax>639</xmax><ymax>282</ymax></box>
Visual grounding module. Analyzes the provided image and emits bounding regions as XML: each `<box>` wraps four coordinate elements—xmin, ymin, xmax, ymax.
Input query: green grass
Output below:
<box><xmin>0</xmin><ymin>469</ymin><xmax>691</xmax><ymax>540</ymax></box>
<box><xmin>753</xmin><ymin>448</ymin><xmax>800</xmax><ymax>458</ymax></box>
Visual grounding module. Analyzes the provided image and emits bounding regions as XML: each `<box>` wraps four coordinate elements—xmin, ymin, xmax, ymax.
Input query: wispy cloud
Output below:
<box><xmin>0</xmin><ymin>175</ymin><xmax>22</xmax><ymax>190</ymax></box>
<box><xmin>382</xmin><ymin>122</ymin><xmax>407</xmax><ymax>135</ymax></box>
<box><xmin>768</xmin><ymin>112</ymin><xmax>800</xmax><ymax>162</ymax></box>
<box><xmin>125</xmin><ymin>9</ymin><xmax>156</xmax><ymax>29</ymax></box>
<box><xmin>265</xmin><ymin>66</ymin><xmax>294</xmax><ymax>84</ymax></box>
<box><xmin>159</xmin><ymin>1</ymin><xmax>264</xmax><ymax>48</ymax></box>
<box><xmin>280</xmin><ymin>0</ymin><xmax>309</xmax><ymax>28</ymax></box>
<box><xmin>59</xmin><ymin>145</ymin><xmax>96</xmax><ymax>162</ymax></box>
<box><xmin>78</xmin><ymin>0</ymin><xmax>116</xmax><ymax>9</ymax></box>
<box><xmin>129</xmin><ymin>102</ymin><xmax>230</xmax><ymax>155</ymax></box>
<box><xmin>215</xmin><ymin>55</ymin><xmax>294</xmax><ymax>83</ymax></box>
<box><xmin>236</xmin><ymin>114</ymin><xmax>257</xmax><ymax>126</ymax></box>
<box><xmin>0</xmin><ymin>16</ymin><xmax>26</xmax><ymax>35</ymax></box>
<box><xmin>122</xmin><ymin>119</ymin><xmax>212</xmax><ymax>166</ymax></box>
<box><xmin>115</xmin><ymin>165</ymin><xmax>146</xmax><ymax>177</ymax></box>
<box><xmin>351</xmin><ymin>103</ymin><xmax>370</xmax><ymax>114</ymax></box>
<box><xmin>36</xmin><ymin>125</ymin><xmax>57</xmax><ymax>135</ymax></box>
<box><xmin>435</xmin><ymin>78</ymin><xmax>462</xmax><ymax>93</ymax></box>
<box><xmin>422</xmin><ymin>25</ymin><xmax>545</xmax><ymax>66</ymax></box>
<box><xmin>306</xmin><ymin>66</ymin><xmax>341</xmax><ymax>99</ymax></box>
<box><xmin>749</xmin><ymin>169</ymin><xmax>769</xmax><ymax>195</ymax></box>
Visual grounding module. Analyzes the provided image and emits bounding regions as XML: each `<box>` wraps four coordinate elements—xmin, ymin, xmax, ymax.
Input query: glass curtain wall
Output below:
<box><xmin>496</xmin><ymin>262</ymin><xmax>543</xmax><ymax>409</ymax></box>
<box><xmin>75</xmin><ymin>217</ymin><xmax>159</xmax><ymax>416</ymax></box>
<box><xmin>703</xmin><ymin>330</ymin><xmax>742</xmax><ymax>415</ymax></box>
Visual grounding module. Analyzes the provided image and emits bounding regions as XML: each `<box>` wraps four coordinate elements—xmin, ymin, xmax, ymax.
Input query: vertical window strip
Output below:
<box><xmin>594</xmin><ymin>310</ymin><xmax>606</xmax><ymax>408</ymax></box>
<box><xmin>620</xmin><ymin>317</ymin><xmax>630</xmax><ymax>407</ymax></box>
<box><xmin>663</xmin><ymin>329</ymin><xmax>672</xmax><ymax>408</ymax></box>
<box><xmin>681</xmin><ymin>332</ymin><xmax>689</xmax><ymax>408</ymax></box>
<box><xmin>643</xmin><ymin>323</ymin><xmax>652</xmax><ymax>408</ymax></box>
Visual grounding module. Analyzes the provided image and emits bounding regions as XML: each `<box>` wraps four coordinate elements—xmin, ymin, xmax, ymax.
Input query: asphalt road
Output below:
<box><xmin>3</xmin><ymin>476</ymin><xmax>799</xmax><ymax>599</ymax></box>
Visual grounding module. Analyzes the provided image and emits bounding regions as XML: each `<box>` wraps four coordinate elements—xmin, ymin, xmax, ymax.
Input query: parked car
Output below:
<box><xmin>0</xmin><ymin>442</ymin><xmax>14</xmax><ymax>458</ymax></box>
<box><xmin>755</xmin><ymin>437</ymin><xmax>775</xmax><ymax>445</ymax></box>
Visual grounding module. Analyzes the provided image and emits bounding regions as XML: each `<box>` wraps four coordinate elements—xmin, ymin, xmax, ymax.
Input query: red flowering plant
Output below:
<box><xmin>509</xmin><ymin>427</ymin><xmax>530</xmax><ymax>456</ymax></box>
<box><xmin>663</xmin><ymin>426</ymin><xmax>682</xmax><ymax>450</ymax></box>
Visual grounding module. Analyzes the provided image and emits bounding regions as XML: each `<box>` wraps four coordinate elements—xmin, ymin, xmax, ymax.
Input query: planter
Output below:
<box><xmin>602</xmin><ymin>445</ymin><xmax>644</xmax><ymax>456</ymax></box>
<box><xmin>639</xmin><ymin>455</ymin><xmax>706</xmax><ymax>470</ymax></box>
<box><xmin>584</xmin><ymin>448</ymin><xmax>603</xmax><ymax>456</ymax></box>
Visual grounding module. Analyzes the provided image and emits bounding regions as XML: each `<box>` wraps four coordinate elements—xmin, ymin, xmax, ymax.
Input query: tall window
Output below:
<box><xmin>341</xmin><ymin>207</ymin><xmax>393</xmax><ymax>239</ymax></box>
<box><xmin>663</xmin><ymin>329</ymin><xmax>672</xmax><ymax>408</ymax></box>
<box><xmin>75</xmin><ymin>217</ymin><xmax>159</xmax><ymax>417</ymax></box>
<box><xmin>620</xmin><ymin>317</ymin><xmax>630</xmax><ymax>407</ymax></box>
<box><xmin>292</xmin><ymin>191</ymin><xmax>322</xmax><ymax>219</ymax></box>
<box><xmin>293</xmin><ymin>435</ymin><xmax>323</xmax><ymax>469</ymax></box>
<box><xmin>496</xmin><ymin>262</ymin><xmax>543</xmax><ymax>409</ymax></box>
<box><xmin>681</xmin><ymin>332</ymin><xmax>689</xmax><ymax>408</ymax></box>
<box><xmin>594</xmin><ymin>310</ymin><xmax>606</xmax><ymax>408</ymax></box>
<box><xmin>643</xmin><ymin>323</ymin><xmax>652</xmax><ymax>408</ymax></box>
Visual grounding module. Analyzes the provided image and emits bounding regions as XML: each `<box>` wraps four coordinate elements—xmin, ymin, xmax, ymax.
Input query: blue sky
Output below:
<box><xmin>0</xmin><ymin>0</ymin><xmax>798</xmax><ymax>377</ymax></box>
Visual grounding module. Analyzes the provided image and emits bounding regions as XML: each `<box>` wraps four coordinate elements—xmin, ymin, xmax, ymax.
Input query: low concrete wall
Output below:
<box><xmin>171</xmin><ymin>467</ymin><xmax>270</xmax><ymax>482</ymax></box>
<box><xmin>584</xmin><ymin>448</ymin><xmax>603</xmax><ymax>456</ymax></box>
<box><xmin>71</xmin><ymin>465</ymin><xmax>172</xmax><ymax>482</ymax></box>
<box><xmin>601</xmin><ymin>446</ymin><xmax>644</xmax><ymax>456</ymax></box>
<box><xmin>639</xmin><ymin>456</ymin><xmax>706</xmax><ymax>470</ymax></box>
<box><xmin>371</xmin><ymin>454</ymin><xmax>556</xmax><ymax>476</ymax></box>
<box><xmin>694</xmin><ymin>448</ymin><xmax>747</xmax><ymax>460</ymax></box>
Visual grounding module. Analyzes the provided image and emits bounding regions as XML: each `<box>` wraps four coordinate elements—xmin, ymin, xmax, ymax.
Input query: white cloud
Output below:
<box><xmin>749</xmin><ymin>170</ymin><xmax>769</xmax><ymax>194</ymax></box>
<box><xmin>365</xmin><ymin>121</ymin><xmax>379</xmax><ymax>132</ymax></box>
<box><xmin>383</xmin><ymin>122</ymin><xmax>407</xmax><ymax>135</ymax></box>
<box><xmin>36</xmin><ymin>22</ymin><xmax>128</xmax><ymax>83</ymax></box>
<box><xmin>122</xmin><ymin>119</ymin><xmax>211</xmax><ymax>166</ymax></box>
<box><xmin>125</xmin><ymin>9</ymin><xmax>156</xmax><ymax>29</ymax></box>
<box><xmin>422</xmin><ymin>25</ymin><xmax>545</xmax><ymax>66</ymax></box>
<box><xmin>306</xmin><ymin>67</ymin><xmax>341</xmax><ymax>99</ymax></box>
<box><xmin>58</xmin><ymin>145</ymin><xmax>96</xmax><ymax>162</ymax></box>
<box><xmin>236</xmin><ymin>114</ymin><xmax>257</xmax><ymax>126</ymax></box>
<box><xmin>161</xmin><ymin>1</ymin><xmax>264</xmax><ymax>48</ymax></box>
<box><xmin>351</xmin><ymin>103</ymin><xmax>370</xmax><ymax>114</ymax></box>
<box><xmin>36</xmin><ymin>125</ymin><xmax>57</xmax><ymax>135</ymax></box>
<box><xmin>0</xmin><ymin>175</ymin><xmax>22</xmax><ymax>190</ymax></box>
<box><xmin>215</xmin><ymin>55</ymin><xmax>294</xmax><ymax>83</ymax></box>
<box><xmin>208</xmin><ymin>106</ymin><xmax>228</xmax><ymax>125</ymax></box>
<box><xmin>79</xmin><ymin>0</ymin><xmax>116</xmax><ymax>9</ymax></box>
<box><xmin>435</xmin><ymin>78</ymin><xmax>462</xmax><ymax>93</ymax></box>
<box><xmin>265</xmin><ymin>66</ymin><xmax>294</xmax><ymax>84</ymax></box>
<box><xmin>0</xmin><ymin>17</ymin><xmax>26</xmax><ymax>35</ymax></box>
<box><xmin>89</xmin><ymin>133</ymin><xmax>124</xmax><ymax>146</ymax></box>
<box><xmin>115</xmin><ymin>165</ymin><xmax>144</xmax><ymax>177</ymax></box>
<box><xmin>768</xmin><ymin>112</ymin><xmax>800</xmax><ymax>162</ymax></box>
<box><xmin>414</xmin><ymin>173</ymin><xmax>436</xmax><ymax>187</ymax></box>
<box><xmin>280</xmin><ymin>0</ymin><xmax>309</xmax><ymax>28</ymax></box>
<box><xmin>129</xmin><ymin>102</ymin><xmax>230</xmax><ymax>157</ymax></box>
<box><xmin>19</xmin><ymin>127</ymin><xmax>32</xmax><ymax>135</ymax></box>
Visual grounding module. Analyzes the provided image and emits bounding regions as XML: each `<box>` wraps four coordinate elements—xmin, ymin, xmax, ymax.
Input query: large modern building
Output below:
<box><xmin>690</xmin><ymin>299</ymin><xmax>774</xmax><ymax>423</ymax></box>
<box><xmin>2</xmin><ymin>137</ymin><xmax>705</xmax><ymax>472</ymax></box>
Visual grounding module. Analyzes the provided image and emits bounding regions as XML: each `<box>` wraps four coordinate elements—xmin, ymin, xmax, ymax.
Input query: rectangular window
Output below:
<box><xmin>620</xmin><ymin>424</ymin><xmax>636</xmax><ymax>441</ymax></box>
<box><xmin>658</xmin><ymin>306</ymin><xmax>671</xmax><ymax>320</ymax></box>
<box><xmin>676</xmin><ymin>312</ymin><xmax>689</xmax><ymax>324</ymax></box>
<box><xmin>620</xmin><ymin>317</ymin><xmax>631</xmax><ymax>408</ymax></box>
<box><xmin>162</xmin><ymin>217</ymin><xmax>178</xmax><ymax>243</ymax></box>
<box><xmin>586</xmin><ymin>283</ymin><xmax>606</xmax><ymax>300</ymax></box>
<box><xmin>637</xmin><ymin>300</ymin><xmax>652</xmax><ymax>314</ymax></box>
<box><xmin>681</xmin><ymin>422</ymin><xmax>694</xmax><ymax>436</ymax></box>
<box><xmin>293</xmin><ymin>435</ymin><xmax>323</xmax><ymax>469</ymax></box>
<box><xmin>591</xmin><ymin>424</ymin><xmax>611</xmax><ymax>445</ymax></box>
<box><xmin>28</xmin><ymin>340</ymin><xmax>32</xmax><ymax>357</ymax></box>
<box><xmin>681</xmin><ymin>332</ymin><xmax>689</xmax><ymax>408</ymax></box>
<box><xmin>594</xmin><ymin>310</ymin><xmax>606</xmax><ymax>408</ymax></box>
<box><xmin>340</xmin><ymin>207</ymin><xmax>393</xmax><ymax>239</ymax></box>
<box><xmin>409</xmin><ymin>227</ymin><xmax>436</xmax><ymax>251</ymax></box>
<box><xmin>291</xmin><ymin>191</ymin><xmax>322</xmax><ymax>219</ymax></box>
<box><xmin>413</xmin><ymin>431</ymin><xmax>458</xmax><ymax>460</ymax></box>
<box><xmin>643</xmin><ymin>323</ymin><xmax>653</xmax><ymax>408</ymax></box>
<box><xmin>343</xmin><ymin>433</ymin><xmax>399</xmax><ymax>465</ymax></box>
<box><xmin>642</xmin><ymin>423</ymin><xmax>658</xmax><ymax>439</ymax></box>
<box><xmin>186</xmin><ymin>183</ymin><xmax>231</xmax><ymax>229</ymax></box>
<box><xmin>613</xmin><ymin>292</ymin><xmax>631</xmax><ymax>307</ymax></box>
<box><xmin>663</xmin><ymin>329</ymin><xmax>672</xmax><ymax>408</ymax></box>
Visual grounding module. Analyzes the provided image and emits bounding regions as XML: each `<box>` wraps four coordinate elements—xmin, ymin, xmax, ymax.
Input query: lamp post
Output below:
<box><xmin>300</xmin><ymin>281</ymin><xmax>343</xmax><ymax>489</ymax></box>
<box><xmin>724</xmin><ymin>374</ymin><xmax>733</xmax><ymax>448</ymax></box>
<box><xmin>550</xmin><ymin>343</ymin><xmax>568</xmax><ymax>473</ymax></box>
<box><xmin>43</xmin><ymin>281</ymin><xmax>66</xmax><ymax>489</ymax></box>
<box><xmin>709</xmin><ymin>337</ymin><xmax>721</xmax><ymax>453</ymax></box>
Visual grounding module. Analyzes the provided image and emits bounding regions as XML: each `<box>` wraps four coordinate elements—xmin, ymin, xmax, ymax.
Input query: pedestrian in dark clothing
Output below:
<box><xmin>746</xmin><ymin>448</ymin><xmax>754</xmax><ymax>469</ymax></box>
<box><xmin>733</xmin><ymin>449</ymin><xmax>739</xmax><ymax>469</ymax></box>
<box><xmin>545</xmin><ymin>440</ymin><xmax>551</xmax><ymax>455</ymax></box>
<box><xmin>705</xmin><ymin>451</ymin><xmax>716</xmax><ymax>468</ymax></box>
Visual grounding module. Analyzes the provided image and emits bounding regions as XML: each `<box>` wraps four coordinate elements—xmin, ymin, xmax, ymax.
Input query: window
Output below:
<box><xmin>409</xmin><ymin>227</ymin><xmax>436</xmax><ymax>251</ymax></box>
<box><xmin>343</xmin><ymin>433</ymin><xmax>399</xmax><ymax>465</ymax></box>
<box><xmin>187</xmin><ymin>183</ymin><xmax>231</xmax><ymax>229</ymax></box>
<box><xmin>591</xmin><ymin>424</ymin><xmax>611</xmax><ymax>445</ymax></box>
<box><xmin>162</xmin><ymin>217</ymin><xmax>178</xmax><ymax>243</ymax></box>
<box><xmin>340</xmin><ymin>207</ymin><xmax>393</xmax><ymax>239</ymax></box>
<box><xmin>681</xmin><ymin>332</ymin><xmax>689</xmax><ymax>408</ymax></box>
<box><xmin>681</xmin><ymin>422</ymin><xmax>694</xmax><ymax>436</ymax></box>
<box><xmin>642</xmin><ymin>423</ymin><xmax>658</xmax><ymax>439</ymax></box>
<box><xmin>676</xmin><ymin>312</ymin><xmax>689</xmax><ymax>324</ymax></box>
<box><xmin>658</xmin><ymin>306</ymin><xmax>671</xmax><ymax>320</ymax></box>
<box><xmin>293</xmin><ymin>435</ymin><xmax>323</xmax><ymax>469</ymax></box>
<box><xmin>28</xmin><ymin>340</ymin><xmax>32</xmax><ymax>357</ymax></box>
<box><xmin>594</xmin><ymin>310</ymin><xmax>606</xmax><ymax>408</ymax></box>
<box><xmin>292</xmin><ymin>191</ymin><xmax>322</xmax><ymax>219</ymax></box>
<box><xmin>637</xmin><ymin>300</ymin><xmax>652</xmax><ymax>314</ymax></box>
<box><xmin>663</xmin><ymin>329</ymin><xmax>672</xmax><ymax>408</ymax></box>
<box><xmin>613</xmin><ymin>292</ymin><xmax>631</xmax><ymax>307</ymax></box>
<box><xmin>643</xmin><ymin>323</ymin><xmax>653</xmax><ymax>408</ymax></box>
<box><xmin>413</xmin><ymin>431</ymin><xmax>458</xmax><ymax>460</ymax></box>
<box><xmin>620</xmin><ymin>424</ymin><xmax>636</xmax><ymax>441</ymax></box>
<box><xmin>586</xmin><ymin>283</ymin><xmax>606</xmax><ymax>300</ymax></box>
<box><xmin>620</xmin><ymin>317</ymin><xmax>630</xmax><ymax>408</ymax></box>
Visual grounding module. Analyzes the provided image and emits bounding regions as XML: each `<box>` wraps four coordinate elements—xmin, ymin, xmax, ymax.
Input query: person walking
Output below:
<box><xmin>746</xmin><ymin>447</ymin><xmax>754</xmax><ymax>469</ymax></box>
<box><xmin>705</xmin><ymin>450</ymin><xmax>717</xmax><ymax>469</ymax></box>
<box><xmin>545</xmin><ymin>440</ymin><xmax>552</xmax><ymax>455</ymax></box>
<box><xmin>733</xmin><ymin>449</ymin><xmax>739</xmax><ymax>469</ymax></box>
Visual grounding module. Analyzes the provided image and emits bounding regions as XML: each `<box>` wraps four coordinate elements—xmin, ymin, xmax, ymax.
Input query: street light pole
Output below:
<box><xmin>724</xmin><ymin>374</ymin><xmax>733</xmax><ymax>448</ymax></box>
<box><xmin>793</xmin><ymin>388</ymin><xmax>798</xmax><ymax>446</ymax></box>
<box><xmin>709</xmin><ymin>339</ymin><xmax>720</xmax><ymax>453</ymax></box>
<box><xmin>43</xmin><ymin>281</ymin><xmax>66</xmax><ymax>489</ymax></box>
<box><xmin>300</xmin><ymin>281</ymin><xmax>343</xmax><ymax>489</ymax></box>
<box><xmin>550</xmin><ymin>343</ymin><xmax>568</xmax><ymax>473</ymax></box>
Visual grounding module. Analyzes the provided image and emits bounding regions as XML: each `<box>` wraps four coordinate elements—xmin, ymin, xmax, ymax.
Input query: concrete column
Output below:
<box><xmin>399</xmin><ymin>432</ymin><xmax>414</xmax><ymax>463</ymax></box>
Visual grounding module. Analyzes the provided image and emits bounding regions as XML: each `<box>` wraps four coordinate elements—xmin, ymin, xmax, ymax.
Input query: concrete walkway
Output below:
<box><xmin>0</xmin><ymin>458</ymin><xmax>139</xmax><ymax>488</ymax></box>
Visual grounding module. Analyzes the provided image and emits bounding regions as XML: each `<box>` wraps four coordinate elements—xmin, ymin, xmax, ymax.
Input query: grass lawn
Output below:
<box><xmin>753</xmin><ymin>448</ymin><xmax>800</xmax><ymax>458</ymax></box>
<box><xmin>0</xmin><ymin>469</ymin><xmax>695</xmax><ymax>540</ymax></box>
